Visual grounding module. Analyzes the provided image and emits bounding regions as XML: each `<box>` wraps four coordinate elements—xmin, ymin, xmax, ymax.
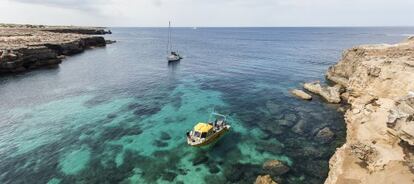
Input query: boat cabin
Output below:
<box><xmin>190</xmin><ymin>122</ymin><xmax>214</xmax><ymax>139</ymax></box>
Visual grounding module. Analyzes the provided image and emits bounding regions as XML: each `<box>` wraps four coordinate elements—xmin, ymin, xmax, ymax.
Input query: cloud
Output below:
<box><xmin>152</xmin><ymin>0</ymin><xmax>162</xmax><ymax>7</ymax></box>
<box><xmin>2</xmin><ymin>0</ymin><xmax>414</xmax><ymax>26</ymax></box>
<box><xmin>11</xmin><ymin>0</ymin><xmax>107</xmax><ymax>11</ymax></box>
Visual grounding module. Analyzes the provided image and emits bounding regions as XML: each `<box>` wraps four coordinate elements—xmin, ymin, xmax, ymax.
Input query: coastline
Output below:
<box><xmin>318</xmin><ymin>37</ymin><xmax>414</xmax><ymax>183</ymax></box>
<box><xmin>0</xmin><ymin>24</ymin><xmax>112</xmax><ymax>74</ymax></box>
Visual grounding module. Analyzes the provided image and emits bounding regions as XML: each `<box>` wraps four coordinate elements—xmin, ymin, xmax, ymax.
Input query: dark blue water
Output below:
<box><xmin>0</xmin><ymin>27</ymin><xmax>413</xmax><ymax>184</ymax></box>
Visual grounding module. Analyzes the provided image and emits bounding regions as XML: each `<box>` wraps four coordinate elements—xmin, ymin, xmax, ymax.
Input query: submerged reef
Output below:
<box><xmin>201</xmin><ymin>80</ymin><xmax>346</xmax><ymax>184</ymax></box>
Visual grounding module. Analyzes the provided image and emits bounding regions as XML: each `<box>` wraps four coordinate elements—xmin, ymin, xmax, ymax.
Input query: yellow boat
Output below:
<box><xmin>186</xmin><ymin>112</ymin><xmax>231</xmax><ymax>147</ymax></box>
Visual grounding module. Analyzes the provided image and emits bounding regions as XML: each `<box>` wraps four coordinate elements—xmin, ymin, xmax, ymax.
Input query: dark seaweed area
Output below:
<box><xmin>1</xmin><ymin>27</ymin><xmax>413</xmax><ymax>184</ymax></box>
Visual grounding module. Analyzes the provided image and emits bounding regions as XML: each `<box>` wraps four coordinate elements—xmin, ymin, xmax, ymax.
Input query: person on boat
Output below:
<box><xmin>186</xmin><ymin>131</ymin><xmax>194</xmax><ymax>142</ymax></box>
<box><xmin>171</xmin><ymin>51</ymin><xmax>178</xmax><ymax>56</ymax></box>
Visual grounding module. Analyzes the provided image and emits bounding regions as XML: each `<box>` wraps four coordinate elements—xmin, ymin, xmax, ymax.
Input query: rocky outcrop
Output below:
<box><xmin>291</xmin><ymin>89</ymin><xmax>312</xmax><ymax>100</ymax></box>
<box><xmin>255</xmin><ymin>175</ymin><xmax>278</xmax><ymax>184</ymax></box>
<box><xmin>324</xmin><ymin>37</ymin><xmax>414</xmax><ymax>184</ymax></box>
<box><xmin>303</xmin><ymin>81</ymin><xmax>342</xmax><ymax>103</ymax></box>
<box><xmin>0</xmin><ymin>24</ymin><xmax>110</xmax><ymax>74</ymax></box>
<box><xmin>262</xmin><ymin>160</ymin><xmax>290</xmax><ymax>176</ymax></box>
<box><xmin>387</xmin><ymin>92</ymin><xmax>414</xmax><ymax>145</ymax></box>
<box><xmin>0</xmin><ymin>23</ymin><xmax>111</xmax><ymax>35</ymax></box>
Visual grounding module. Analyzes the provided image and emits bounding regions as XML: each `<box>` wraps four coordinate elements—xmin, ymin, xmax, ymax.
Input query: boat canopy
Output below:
<box><xmin>194</xmin><ymin>122</ymin><xmax>213</xmax><ymax>133</ymax></box>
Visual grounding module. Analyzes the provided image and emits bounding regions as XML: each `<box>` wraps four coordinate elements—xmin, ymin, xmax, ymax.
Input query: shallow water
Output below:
<box><xmin>1</xmin><ymin>27</ymin><xmax>414</xmax><ymax>184</ymax></box>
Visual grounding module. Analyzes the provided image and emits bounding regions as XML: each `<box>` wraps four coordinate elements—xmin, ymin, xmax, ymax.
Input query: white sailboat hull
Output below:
<box><xmin>167</xmin><ymin>55</ymin><xmax>181</xmax><ymax>62</ymax></box>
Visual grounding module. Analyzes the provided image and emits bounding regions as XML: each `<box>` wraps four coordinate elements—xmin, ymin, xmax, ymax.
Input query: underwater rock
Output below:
<box><xmin>291</xmin><ymin>89</ymin><xmax>312</xmax><ymax>100</ymax></box>
<box><xmin>261</xmin><ymin>122</ymin><xmax>285</xmax><ymax>135</ymax></box>
<box><xmin>302</xmin><ymin>160</ymin><xmax>329</xmax><ymax>178</ymax></box>
<box><xmin>160</xmin><ymin>132</ymin><xmax>172</xmax><ymax>140</ymax></box>
<box><xmin>161</xmin><ymin>171</ymin><xmax>177</xmax><ymax>182</ymax></box>
<box><xmin>101</xmin><ymin>126</ymin><xmax>143</xmax><ymax>140</ymax></box>
<box><xmin>224</xmin><ymin>163</ymin><xmax>261</xmax><ymax>183</ymax></box>
<box><xmin>262</xmin><ymin>160</ymin><xmax>290</xmax><ymax>176</ymax></box>
<box><xmin>278</xmin><ymin>119</ymin><xmax>295</xmax><ymax>127</ymax></box>
<box><xmin>315</xmin><ymin>127</ymin><xmax>335</xmax><ymax>143</ymax></box>
<box><xmin>207</xmin><ymin>162</ymin><xmax>220</xmax><ymax>174</ymax></box>
<box><xmin>83</xmin><ymin>95</ymin><xmax>111</xmax><ymax>107</ymax></box>
<box><xmin>284</xmin><ymin>113</ymin><xmax>297</xmax><ymax>122</ymax></box>
<box><xmin>177</xmin><ymin>168</ymin><xmax>188</xmax><ymax>175</ymax></box>
<box><xmin>291</xmin><ymin>120</ymin><xmax>306</xmax><ymax>135</ymax></box>
<box><xmin>256</xmin><ymin>118</ymin><xmax>283</xmax><ymax>135</ymax></box>
<box><xmin>278</xmin><ymin>113</ymin><xmax>297</xmax><ymax>128</ymax></box>
<box><xmin>127</xmin><ymin>103</ymin><xmax>140</xmax><ymax>110</ymax></box>
<box><xmin>133</xmin><ymin>106</ymin><xmax>161</xmax><ymax>116</ymax></box>
<box><xmin>106</xmin><ymin>113</ymin><xmax>117</xmax><ymax>119</ymax></box>
<box><xmin>302</xmin><ymin>146</ymin><xmax>325</xmax><ymax>158</ymax></box>
<box><xmin>192</xmin><ymin>155</ymin><xmax>209</xmax><ymax>166</ymax></box>
<box><xmin>255</xmin><ymin>175</ymin><xmax>278</xmax><ymax>184</ymax></box>
<box><xmin>266</xmin><ymin>101</ymin><xmax>282</xmax><ymax>114</ymax></box>
<box><xmin>153</xmin><ymin>140</ymin><xmax>168</xmax><ymax>147</ymax></box>
<box><xmin>255</xmin><ymin>141</ymin><xmax>284</xmax><ymax>155</ymax></box>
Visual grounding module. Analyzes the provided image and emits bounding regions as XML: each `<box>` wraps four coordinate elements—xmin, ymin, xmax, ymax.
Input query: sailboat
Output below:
<box><xmin>167</xmin><ymin>21</ymin><xmax>183</xmax><ymax>62</ymax></box>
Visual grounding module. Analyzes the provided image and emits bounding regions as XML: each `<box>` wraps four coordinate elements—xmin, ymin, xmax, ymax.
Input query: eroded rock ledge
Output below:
<box><xmin>323</xmin><ymin>37</ymin><xmax>414</xmax><ymax>184</ymax></box>
<box><xmin>0</xmin><ymin>24</ymin><xmax>111</xmax><ymax>73</ymax></box>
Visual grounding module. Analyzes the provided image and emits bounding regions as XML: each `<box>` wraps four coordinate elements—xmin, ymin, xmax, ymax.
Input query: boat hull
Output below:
<box><xmin>167</xmin><ymin>55</ymin><xmax>182</xmax><ymax>62</ymax></box>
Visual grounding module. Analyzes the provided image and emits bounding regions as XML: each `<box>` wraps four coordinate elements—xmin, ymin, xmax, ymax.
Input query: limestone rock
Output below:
<box><xmin>315</xmin><ymin>127</ymin><xmax>335</xmax><ymax>143</ymax></box>
<box><xmin>278</xmin><ymin>119</ymin><xmax>294</xmax><ymax>127</ymax></box>
<box><xmin>325</xmin><ymin>37</ymin><xmax>414</xmax><ymax>184</ymax></box>
<box><xmin>291</xmin><ymin>120</ymin><xmax>306</xmax><ymax>135</ymax></box>
<box><xmin>350</xmin><ymin>142</ymin><xmax>378</xmax><ymax>165</ymax></box>
<box><xmin>266</xmin><ymin>101</ymin><xmax>281</xmax><ymax>114</ymax></box>
<box><xmin>290</xmin><ymin>89</ymin><xmax>312</xmax><ymax>100</ymax></box>
<box><xmin>262</xmin><ymin>160</ymin><xmax>290</xmax><ymax>176</ymax></box>
<box><xmin>303</xmin><ymin>81</ymin><xmax>341</xmax><ymax>103</ymax></box>
<box><xmin>284</xmin><ymin>113</ymin><xmax>297</xmax><ymax>122</ymax></box>
<box><xmin>367</xmin><ymin>66</ymin><xmax>381</xmax><ymax>77</ymax></box>
<box><xmin>386</xmin><ymin>92</ymin><xmax>414</xmax><ymax>145</ymax></box>
<box><xmin>106</xmin><ymin>40</ymin><xmax>117</xmax><ymax>44</ymax></box>
<box><xmin>255</xmin><ymin>175</ymin><xmax>278</xmax><ymax>184</ymax></box>
<box><xmin>0</xmin><ymin>24</ymin><xmax>110</xmax><ymax>73</ymax></box>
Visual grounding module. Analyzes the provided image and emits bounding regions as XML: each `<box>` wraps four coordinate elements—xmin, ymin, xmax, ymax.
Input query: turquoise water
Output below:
<box><xmin>1</xmin><ymin>27</ymin><xmax>413</xmax><ymax>184</ymax></box>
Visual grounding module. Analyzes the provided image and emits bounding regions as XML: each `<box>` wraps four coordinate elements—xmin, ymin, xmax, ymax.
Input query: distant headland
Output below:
<box><xmin>0</xmin><ymin>23</ymin><xmax>113</xmax><ymax>74</ymax></box>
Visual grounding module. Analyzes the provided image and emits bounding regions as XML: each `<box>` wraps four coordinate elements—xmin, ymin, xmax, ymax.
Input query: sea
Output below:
<box><xmin>1</xmin><ymin>27</ymin><xmax>413</xmax><ymax>184</ymax></box>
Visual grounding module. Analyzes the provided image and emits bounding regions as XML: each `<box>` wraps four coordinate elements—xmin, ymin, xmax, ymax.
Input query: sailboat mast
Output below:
<box><xmin>167</xmin><ymin>21</ymin><xmax>171</xmax><ymax>54</ymax></box>
<box><xmin>168</xmin><ymin>21</ymin><xmax>172</xmax><ymax>52</ymax></box>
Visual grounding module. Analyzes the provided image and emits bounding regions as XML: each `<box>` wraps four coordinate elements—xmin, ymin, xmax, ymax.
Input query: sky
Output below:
<box><xmin>0</xmin><ymin>0</ymin><xmax>413</xmax><ymax>27</ymax></box>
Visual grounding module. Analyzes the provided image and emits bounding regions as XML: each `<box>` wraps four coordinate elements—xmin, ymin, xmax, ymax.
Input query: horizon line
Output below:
<box><xmin>2</xmin><ymin>22</ymin><xmax>414</xmax><ymax>28</ymax></box>
<box><xmin>109</xmin><ymin>25</ymin><xmax>414</xmax><ymax>28</ymax></box>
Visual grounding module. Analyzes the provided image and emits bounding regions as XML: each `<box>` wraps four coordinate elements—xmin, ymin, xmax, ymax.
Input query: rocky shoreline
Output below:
<box><xmin>293</xmin><ymin>37</ymin><xmax>414</xmax><ymax>184</ymax></box>
<box><xmin>0</xmin><ymin>24</ymin><xmax>112</xmax><ymax>73</ymax></box>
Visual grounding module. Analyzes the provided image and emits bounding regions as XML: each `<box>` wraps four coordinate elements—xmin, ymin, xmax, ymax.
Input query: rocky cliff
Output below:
<box><xmin>324</xmin><ymin>37</ymin><xmax>414</xmax><ymax>184</ymax></box>
<box><xmin>0</xmin><ymin>24</ymin><xmax>110</xmax><ymax>73</ymax></box>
